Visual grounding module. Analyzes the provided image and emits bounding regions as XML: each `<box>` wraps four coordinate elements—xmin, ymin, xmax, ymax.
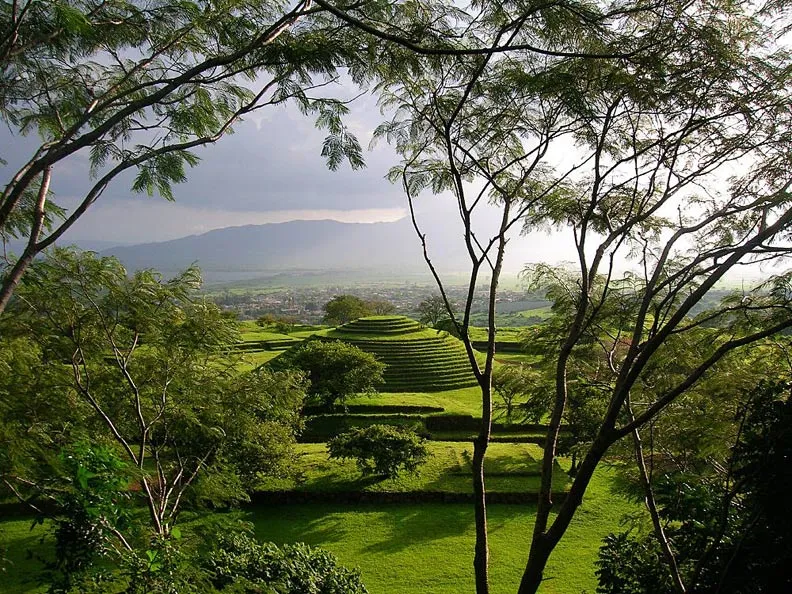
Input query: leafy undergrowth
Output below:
<box><xmin>257</xmin><ymin>442</ymin><xmax>570</xmax><ymax>494</ymax></box>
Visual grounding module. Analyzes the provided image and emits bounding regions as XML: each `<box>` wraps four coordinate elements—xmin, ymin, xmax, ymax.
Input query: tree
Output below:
<box><xmin>596</xmin><ymin>381</ymin><xmax>792</xmax><ymax>594</ymax></box>
<box><xmin>271</xmin><ymin>339</ymin><xmax>385</xmax><ymax>407</ymax></box>
<box><xmin>491</xmin><ymin>364</ymin><xmax>546</xmax><ymax>425</ymax></box>
<box><xmin>0</xmin><ymin>0</ymin><xmax>373</xmax><ymax>315</ymax></box>
<box><xmin>373</xmin><ymin>0</ymin><xmax>792</xmax><ymax>591</ymax></box>
<box><xmin>256</xmin><ymin>314</ymin><xmax>298</xmax><ymax>335</ymax></box>
<box><xmin>322</xmin><ymin>295</ymin><xmax>373</xmax><ymax>325</ymax></box>
<box><xmin>374</xmin><ymin>12</ymin><xmax>590</xmax><ymax>585</ymax></box>
<box><xmin>327</xmin><ymin>424</ymin><xmax>429</xmax><ymax>479</ymax></box>
<box><xmin>0</xmin><ymin>248</ymin><xmax>307</xmax><ymax>587</ymax></box>
<box><xmin>418</xmin><ymin>295</ymin><xmax>455</xmax><ymax>327</ymax></box>
<box><xmin>366</xmin><ymin>299</ymin><xmax>396</xmax><ymax>315</ymax></box>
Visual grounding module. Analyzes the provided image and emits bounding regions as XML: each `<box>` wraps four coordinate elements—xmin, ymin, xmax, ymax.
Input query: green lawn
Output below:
<box><xmin>468</xmin><ymin>327</ymin><xmax>526</xmax><ymax>343</ymax></box>
<box><xmin>324</xmin><ymin>328</ymin><xmax>449</xmax><ymax>341</ymax></box>
<box><xmin>235</xmin><ymin>349</ymin><xmax>287</xmax><ymax>371</ymax></box>
<box><xmin>291</xmin><ymin>328</ymin><xmax>327</xmax><ymax>338</ymax></box>
<box><xmin>239</xmin><ymin>329</ymin><xmax>295</xmax><ymax>341</ymax></box>
<box><xmin>258</xmin><ymin>442</ymin><xmax>570</xmax><ymax>494</ymax></box>
<box><xmin>494</xmin><ymin>353</ymin><xmax>540</xmax><ymax>365</ymax></box>
<box><xmin>249</xmin><ymin>467</ymin><xmax>635</xmax><ymax>594</ymax></box>
<box><xmin>345</xmin><ymin>386</ymin><xmax>484</xmax><ymax>416</ymax></box>
<box><xmin>0</xmin><ymin>468</ymin><xmax>637</xmax><ymax>594</ymax></box>
<box><xmin>0</xmin><ymin>518</ymin><xmax>52</xmax><ymax>593</ymax></box>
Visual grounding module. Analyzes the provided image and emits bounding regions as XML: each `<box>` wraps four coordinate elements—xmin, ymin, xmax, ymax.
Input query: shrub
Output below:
<box><xmin>204</xmin><ymin>532</ymin><xmax>368</xmax><ymax>594</ymax></box>
<box><xmin>327</xmin><ymin>425</ymin><xmax>429</xmax><ymax>478</ymax></box>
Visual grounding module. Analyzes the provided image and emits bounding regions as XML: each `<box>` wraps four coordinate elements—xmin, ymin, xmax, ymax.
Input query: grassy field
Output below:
<box><xmin>468</xmin><ymin>327</ymin><xmax>526</xmax><ymax>343</ymax></box>
<box><xmin>0</xmin><ymin>518</ymin><xmax>52</xmax><ymax>594</ymax></box>
<box><xmin>259</xmin><ymin>442</ymin><xmax>570</xmax><ymax>494</ymax></box>
<box><xmin>494</xmin><ymin>353</ymin><xmax>540</xmax><ymax>365</ymax></box>
<box><xmin>345</xmin><ymin>386</ymin><xmax>484</xmax><ymax>416</ymax></box>
<box><xmin>0</xmin><ymin>314</ymin><xmax>635</xmax><ymax>594</ymax></box>
<box><xmin>235</xmin><ymin>349</ymin><xmax>287</xmax><ymax>371</ymax></box>
<box><xmin>0</xmin><ymin>467</ymin><xmax>636</xmax><ymax>594</ymax></box>
<box><xmin>250</xmin><ymin>467</ymin><xmax>634</xmax><ymax>594</ymax></box>
<box><xmin>238</xmin><ymin>329</ymin><xmax>295</xmax><ymax>341</ymax></box>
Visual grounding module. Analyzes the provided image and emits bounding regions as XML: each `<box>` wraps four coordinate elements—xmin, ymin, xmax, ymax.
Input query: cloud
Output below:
<box><xmin>1</xmin><ymin>94</ymin><xmax>404</xmax><ymax>243</ymax></box>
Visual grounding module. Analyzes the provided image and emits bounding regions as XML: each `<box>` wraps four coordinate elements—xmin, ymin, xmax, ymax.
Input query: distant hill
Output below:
<box><xmin>101</xmin><ymin>219</ymin><xmax>469</xmax><ymax>283</ymax></box>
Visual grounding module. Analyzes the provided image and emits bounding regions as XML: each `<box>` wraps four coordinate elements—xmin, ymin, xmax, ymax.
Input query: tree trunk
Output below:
<box><xmin>0</xmin><ymin>166</ymin><xmax>51</xmax><ymax>315</ymax></box>
<box><xmin>519</xmin><ymin>435</ymin><xmax>610</xmax><ymax>593</ymax></box>
<box><xmin>472</xmin><ymin>434</ymin><xmax>490</xmax><ymax>594</ymax></box>
<box><xmin>631</xmin><ymin>423</ymin><xmax>686</xmax><ymax>592</ymax></box>
<box><xmin>0</xmin><ymin>249</ymin><xmax>35</xmax><ymax>313</ymax></box>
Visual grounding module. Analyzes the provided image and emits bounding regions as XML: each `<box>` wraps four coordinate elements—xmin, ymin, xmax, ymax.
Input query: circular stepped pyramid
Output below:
<box><xmin>325</xmin><ymin>316</ymin><xmax>478</xmax><ymax>392</ymax></box>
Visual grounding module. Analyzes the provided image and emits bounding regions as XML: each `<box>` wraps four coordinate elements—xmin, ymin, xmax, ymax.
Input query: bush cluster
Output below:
<box><xmin>205</xmin><ymin>532</ymin><xmax>368</xmax><ymax>594</ymax></box>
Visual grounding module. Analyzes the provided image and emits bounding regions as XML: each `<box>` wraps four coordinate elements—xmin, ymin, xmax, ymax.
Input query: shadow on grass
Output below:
<box><xmin>248</xmin><ymin>504</ymin><xmax>354</xmax><ymax>546</ymax></box>
<box><xmin>306</xmin><ymin>473</ymin><xmax>384</xmax><ymax>493</ymax></box>
<box><xmin>359</xmin><ymin>504</ymin><xmax>475</xmax><ymax>554</ymax></box>
<box><xmin>0</xmin><ymin>521</ymin><xmax>54</xmax><ymax>592</ymax></box>
<box><xmin>360</xmin><ymin>503</ymin><xmax>534</xmax><ymax>554</ymax></box>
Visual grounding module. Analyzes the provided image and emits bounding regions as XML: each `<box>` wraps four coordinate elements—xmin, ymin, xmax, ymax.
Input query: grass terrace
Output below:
<box><xmin>257</xmin><ymin>442</ymin><xmax>570</xmax><ymax>497</ymax></box>
<box><xmin>248</xmin><ymin>466</ymin><xmax>634</xmax><ymax>594</ymax></box>
<box><xmin>321</xmin><ymin>316</ymin><xmax>479</xmax><ymax>392</ymax></box>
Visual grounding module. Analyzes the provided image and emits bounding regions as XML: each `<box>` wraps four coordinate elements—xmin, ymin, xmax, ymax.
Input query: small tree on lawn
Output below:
<box><xmin>271</xmin><ymin>339</ymin><xmax>385</xmax><ymax>408</ymax></box>
<box><xmin>327</xmin><ymin>425</ymin><xmax>429</xmax><ymax>479</ymax></box>
<box><xmin>492</xmin><ymin>364</ymin><xmax>547</xmax><ymax>425</ymax></box>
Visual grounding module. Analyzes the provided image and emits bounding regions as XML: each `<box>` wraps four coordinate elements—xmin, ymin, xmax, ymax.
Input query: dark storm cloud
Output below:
<box><xmin>173</xmin><ymin>104</ymin><xmax>404</xmax><ymax>212</ymax></box>
<box><xmin>1</xmin><ymin>95</ymin><xmax>404</xmax><ymax>229</ymax></box>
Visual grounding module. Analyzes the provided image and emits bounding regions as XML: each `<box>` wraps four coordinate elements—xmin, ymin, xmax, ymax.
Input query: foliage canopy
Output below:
<box><xmin>271</xmin><ymin>338</ymin><xmax>385</xmax><ymax>407</ymax></box>
<box><xmin>0</xmin><ymin>248</ymin><xmax>307</xmax><ymax>587</ymax></box>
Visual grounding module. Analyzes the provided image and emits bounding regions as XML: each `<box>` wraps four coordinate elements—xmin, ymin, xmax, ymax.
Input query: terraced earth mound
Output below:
<box><xmin>324</xmin><ymin>316</ymin><xmax>478</xmax><ymax>392</ymax></box>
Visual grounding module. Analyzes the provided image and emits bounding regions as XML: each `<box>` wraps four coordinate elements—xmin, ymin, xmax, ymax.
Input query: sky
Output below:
<box><xmin>0</xmin><ymin>83</ymin><xmax>582</xmax><ymax>274</ymax></box>
<box><xmin>0</xmin><ymin>77</ymin><xmax>775</xmax><ymax>282</ymax></box>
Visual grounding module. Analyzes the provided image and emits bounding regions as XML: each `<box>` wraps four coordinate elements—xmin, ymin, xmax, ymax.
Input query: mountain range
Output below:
<box><xmin>99</xmin><ymin>219</ymin><xmax>469</xmax><ymax>283</ymax></box>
